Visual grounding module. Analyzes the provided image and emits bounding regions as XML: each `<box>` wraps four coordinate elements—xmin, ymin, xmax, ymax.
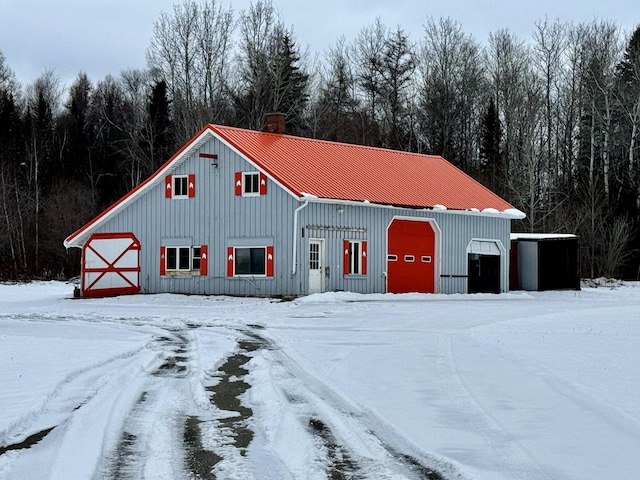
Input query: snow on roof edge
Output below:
<box><xmin>511</xmin><ymin>233</ymin><xmax>577</xmax><ymax>240</ymax></box>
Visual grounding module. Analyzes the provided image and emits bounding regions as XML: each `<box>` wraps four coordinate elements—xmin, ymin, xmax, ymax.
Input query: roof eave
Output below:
<box><xmin>298</xmin><ymin>196</ymin><xmax>526</xmax><ymax>219</ymax></box>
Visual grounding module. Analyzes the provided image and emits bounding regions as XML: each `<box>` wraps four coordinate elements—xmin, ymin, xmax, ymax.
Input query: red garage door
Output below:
<box><xmin>387</xmin><ymin>218</ymin><xmax>438</xmax><ymax>293</ymax></box>
<box><xmin>82</xmin><ymin>232</ymin><xmax>141</xmax><ymax>297</ymax></box>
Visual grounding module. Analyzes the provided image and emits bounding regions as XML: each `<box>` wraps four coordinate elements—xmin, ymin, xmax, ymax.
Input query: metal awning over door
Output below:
<box><xmin>81</xmin><ymin>232</ymin><xmax>141</xmax><ymax>297</ymax></box>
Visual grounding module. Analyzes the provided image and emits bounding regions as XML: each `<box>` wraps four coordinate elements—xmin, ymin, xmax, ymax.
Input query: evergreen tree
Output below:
<box><xmin>372</xmin><ymin>26</ymin><xmax>416</xmax><ymax>150</ymax></box>
<box><xmin>146</xmin><ymin>79</ymin><xmax>174</xmax><ymax>172</ymax></box>
<box><xmin>615</xmin><ymin>25</ymin><xmax>640</xmax><ymax>207</ymax></box>
<box><xmin>313</xmin><ymin>38</ymin><xmax>361</xmax><ymax>143</ymax></box>
<box><xmin>60</xmin><ymin>73</ymin><xmax>93</xmax><ymax>184</ymax></box>
<box><xmin>270</xmin><ymin>33</ymin><xmax>309</xmax><ymax>135</ymax></box>
<box><xmin>479</xmin><ymin>97</ymin><xmax>504</xmax><ymax>195</ymax></box>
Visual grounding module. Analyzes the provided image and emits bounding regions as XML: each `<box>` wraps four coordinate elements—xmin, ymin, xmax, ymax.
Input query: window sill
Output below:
<box><xmin>163</xmin><ymin>270</ymin><xmax>201</xmax><ymax>277</ymax></box>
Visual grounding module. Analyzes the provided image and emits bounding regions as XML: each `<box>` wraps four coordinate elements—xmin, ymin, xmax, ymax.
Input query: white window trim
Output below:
<box><xmin>172</xmin><ymin>175</ymin><xmax>189</xmax><ymax>199</ymax></box>
<box><xmin>165</xmin><ymin>246</ymin><xmax>201</xmax><ymax>274</ymax></box>
<box><xmin>242</xmin><ymin>172</ymin><xmax>260</xmax><ymax>197</ymax></box>
<box><xmin>349</xmin><ymin>240</ymin><xmax>364</xmax><ymax>275</ymax></box>
<box><xmin>233</xmin><ymin>246</ymin><xmax>267</xmax><ymax>277</ymax></box>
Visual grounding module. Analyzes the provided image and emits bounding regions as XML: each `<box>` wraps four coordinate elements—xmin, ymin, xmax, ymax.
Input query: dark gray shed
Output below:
<box><xmin>510</xmin><ymin>234</ymin><xmax>580</xmax><ymax>291</ymax></box>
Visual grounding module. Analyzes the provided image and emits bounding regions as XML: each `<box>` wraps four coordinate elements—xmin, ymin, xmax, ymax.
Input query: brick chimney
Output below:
<box><xmin>264</xmin><ymin>112</ymin><xmax>285</xmax><ymax>134</ymax></box>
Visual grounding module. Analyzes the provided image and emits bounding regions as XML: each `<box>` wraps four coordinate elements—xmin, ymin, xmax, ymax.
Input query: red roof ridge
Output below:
<box><xmin>210</xmin><ymin>123</ymin><xmax>444</xmax><ymax>160</ymax></box>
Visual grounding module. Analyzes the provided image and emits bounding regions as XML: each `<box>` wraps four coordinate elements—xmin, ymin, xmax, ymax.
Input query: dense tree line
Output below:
<box><xmin>1</xmin><ymin>0</ymin><xmax>639</xmax><ymax>280</ymax></box>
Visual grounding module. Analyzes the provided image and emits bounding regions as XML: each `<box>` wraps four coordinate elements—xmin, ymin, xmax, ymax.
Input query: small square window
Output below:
<box><xmin>421</xmin><ymin>256</ymin><xmax>431</xmax><ymax>263</ymax></box>
<box><xmin>173</xmin><ymin>176</ymin><xmax>189</xmax><ymax>197</ymax></box>
<box><xmin>404</xmin><ymin>255</ymin><xmax>415</xmax><ymax>262</ymax></box>
<box><xmin>387</xmin><ymin>254</ymin><xmax>398</xmax><ymax>261</ymax></box>
<box><xmin>243</xmin><ymin>172</ymin><xmax>260</xmax><ymax>195</ymax></box>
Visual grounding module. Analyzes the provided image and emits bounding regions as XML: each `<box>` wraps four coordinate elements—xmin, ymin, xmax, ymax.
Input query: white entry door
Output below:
<box><xmin>308</xmin><ymin>239</ymin><xmax>325</xmax><ymax>294</ymax></box>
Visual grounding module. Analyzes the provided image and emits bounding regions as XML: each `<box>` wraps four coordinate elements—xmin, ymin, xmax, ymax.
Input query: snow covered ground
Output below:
<box><xmin>0</xmin><ymin>281</ymin><xmax>638</xmax><ymax>479</ymax></box>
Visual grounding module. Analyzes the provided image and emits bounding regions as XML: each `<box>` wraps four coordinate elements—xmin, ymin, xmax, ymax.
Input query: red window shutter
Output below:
<box><xmin>200</xmin><ymin>245</ymin><xmax>208</xmax><ymax>276</ymax></box>
<box><xmin>343</xmin><ymin>239</ymin><xmax>350</xmax><ymax>275</ymax></box>
<box><xmin>160</xmin><ymin>246</ymin><xmax>166</xmax><ymax>275</ymax></box>
<box><xmin>259</xmin><ymin>172</ymin><xmax>267</xmax><ymax>195</ymax></box>
<box><xmin>234</xmin><ymin>172</ymin><xmax>242</xmax><ymax>195</ymax></box>
<box><xmin>362</xmin><ymin>241</ymin><xmax>368</xmax><ymax>275</ymax></box>
<box><xmin>165</xmin><ymin>176</ymin><xmax>172</xmax><ymax>198</ymax></box>
<box><xmin>227</xmin><ymin>247</ymin><xmax>234</xmax><ymax>277</ymax></box>
<box><xmin>188</xmin><ymin>174</ymin><xmax>196</xmax><ymax>197</ymax></box>
<box><xmin>266</xmin><ymin>246</ymin><xmax>274</xmax><ymax>277</ymax></box>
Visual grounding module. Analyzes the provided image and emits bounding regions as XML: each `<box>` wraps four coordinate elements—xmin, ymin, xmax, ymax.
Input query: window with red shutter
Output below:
<box><xmin>166</xmin><ymin>174</ymin><xmax>195</xmax><ymax>199</ymax></box>
<box><xmin>236</xmin><ymin>172</ymin><xmax>268</xmax><ymax>196</ymax></box>
<box><xmin>227</xmin><ymin>246</ymin><xmax>274</xmax><ymax>277</ymax></box>
<box><xmin>160</xmin><ymin>244</ymin><xmax>207</xmax><ymax>276</ymax></box>
<box><xmin>344</xmin><ymin>240</ymin><xmax>367</xmax><ymax>276</ymax></box>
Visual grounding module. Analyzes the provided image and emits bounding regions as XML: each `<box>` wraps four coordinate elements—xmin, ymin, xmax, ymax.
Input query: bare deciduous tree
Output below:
<box><xmin>147</xmin><ymin>0</ymin><xmax>234</xmax><ymax>141</ymax></box>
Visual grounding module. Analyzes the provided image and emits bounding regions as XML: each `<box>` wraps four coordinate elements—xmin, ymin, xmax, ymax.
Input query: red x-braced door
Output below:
<box><xmin>81</xmin><ymin>232</ymin><xmax>141</xmax><ymax>297</ymax></box>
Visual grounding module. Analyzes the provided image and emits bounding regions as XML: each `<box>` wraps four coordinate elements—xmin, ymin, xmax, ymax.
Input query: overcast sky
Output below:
<box><xmin>1</xmin><ymin>0</ymin><xmax>638</xmax><ymax>89</ymax></box>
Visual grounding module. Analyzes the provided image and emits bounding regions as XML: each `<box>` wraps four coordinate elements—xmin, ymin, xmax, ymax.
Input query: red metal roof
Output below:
<box><xmin>212</xmin><ymin>124</ymin><xmax>515</xmax><ymax>212</ymax></box>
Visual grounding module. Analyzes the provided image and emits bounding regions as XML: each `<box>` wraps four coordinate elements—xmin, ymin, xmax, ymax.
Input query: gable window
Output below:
<box><xmin>235</xmin><ymin>172</ymin><xmax>267</xmax><ymax>196</ymax></box>
<box><xmin>227</xmin><ymin>245</ymin><xmax>274</xmax><ymax>277</ymax></box>
<box><xmin>165</xmin><ymin>174</ymin><xmax>195</xmax><ymax>198</ymax></box>
<box><xmin>160</xmin><ymin>245</ymin><xmax>208</xmax><ymax>276</ymax></box>
<box><xmin>173</xmin><ymin>176</ymin><xmax>189</xmax><ymax>197</ymax></box>
<box><xmin>244</xmin><ymin>172</ymin><xmax>260</xmax><ymax>195</ymax></box>
<box><xmin>343</xmin><ymin>239</ymin><xmax>368</xmax><ymax>275</ymax></box>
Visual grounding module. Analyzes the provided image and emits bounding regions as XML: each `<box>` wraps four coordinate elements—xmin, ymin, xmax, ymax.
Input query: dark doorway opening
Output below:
<box><xmin>538</xmin><ymin>240</ymin><xmax>580</xmax><ymax>290</ymax></box>
<box><xmin>468</xmin><ymin>254</ymin><xmax>500</xmax><ymax>294</ymax></box>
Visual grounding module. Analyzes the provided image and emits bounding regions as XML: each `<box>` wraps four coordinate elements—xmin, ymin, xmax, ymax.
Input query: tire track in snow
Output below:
<box><xmin>102</xmin><ymin>328</ymin><xmax>200</xmax><ymax>480</ymax></box>
<box><xmin>0</xmin><ymin>343</ymin><xmax>152</xmax><ymax>451</ymax></box>
<box><xmin>248</xmin><ymin>330</ymin><xmax>451</xmax><ymax>480</ymax></box>
<box><xmin>435</xmin><ymin>333</ymin><xmax>553</xmax><ymax>479</ymax></box>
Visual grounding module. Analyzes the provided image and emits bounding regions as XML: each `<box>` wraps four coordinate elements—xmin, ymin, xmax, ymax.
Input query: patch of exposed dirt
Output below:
<box><xmin>184</xmin><ymin>416</ymin><xmax>222</xmax><ymax>480</ymax></box>
<box><xmin>206</xmin><ymin>342</ymin><xmax>255</xmax><ymax>455</ymax></box>
<box><xmin>0</xmin><ymin>427</ymin><xmax>55</xmax><ymax>456</ymax></box>
<box><xmin>383</xmin><ymin>445</ymin><xmax>446</xmax><ymax>480</ymax></box>
<box><xmin>183</xmin><ymin>334</ymin><xmax>273</xmax><ymax>479</ymax></box>
<box><xmin>153</xmin><ymin>332</ymin><xmax>189</xmax><ymax>377</ymax></box>
<box><xmin>308</xmin><ymin>417</ymin><xmax>362</xmax><ymax>479</ymax></box>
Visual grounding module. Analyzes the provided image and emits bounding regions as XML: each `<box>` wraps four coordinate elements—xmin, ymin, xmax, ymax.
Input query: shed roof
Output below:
<box><xmin>511</xmin><ymin>233</ymin><xmax>578</xmax><ymax>241</ymax></box>
<box><xmin>65</xmin><ymin>124</ymin><xmax>523</xmax><ymax>248</ymax></box>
